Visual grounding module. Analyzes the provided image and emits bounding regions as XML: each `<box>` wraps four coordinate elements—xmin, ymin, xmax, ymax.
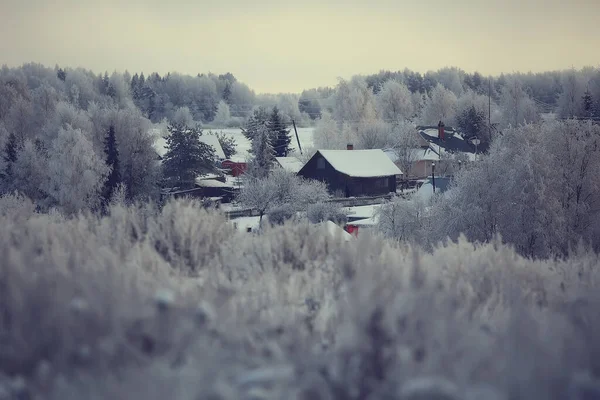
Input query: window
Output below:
<box><xmin>317</xmin><ymin>157</ymin><xmax>325</xmax><ymax>169</ymax></box>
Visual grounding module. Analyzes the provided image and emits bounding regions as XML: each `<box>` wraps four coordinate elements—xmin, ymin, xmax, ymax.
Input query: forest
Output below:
<box><xmin>1</xmin><ymin>62</ymin><xmax>600</xmax><ymax>399</ymax></box>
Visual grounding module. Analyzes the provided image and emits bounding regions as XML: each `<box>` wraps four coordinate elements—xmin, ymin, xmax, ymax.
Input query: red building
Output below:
<box><xmin>222</xmin><ymin>159</ymin><xmax>248</xmax><ymax>177</ymax></box>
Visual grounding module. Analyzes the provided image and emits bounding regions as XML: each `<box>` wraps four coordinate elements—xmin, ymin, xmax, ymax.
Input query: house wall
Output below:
<box><xmin>299</xmin><ymin>153</ymin><xmax>396</xmax><ymax>197</ymax></box>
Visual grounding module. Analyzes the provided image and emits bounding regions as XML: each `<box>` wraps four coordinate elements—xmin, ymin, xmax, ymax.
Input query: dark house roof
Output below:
<box><xmin>418</xmin><ymin>129</ymin><xmax>477</xmax><ymax>155</ymax></box>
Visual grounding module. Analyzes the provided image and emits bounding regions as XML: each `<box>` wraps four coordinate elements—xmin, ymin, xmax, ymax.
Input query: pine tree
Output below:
<box><xmin>97</xmin><ymin>72</ymin><xmax>109</xmax><ymax>97</ymax></box>
<box><xmin>2</xmin><ymin>132</ymin><xmax>18</xmax><ymax>182</ymax></box>
<box><xmin>57</xmin><ymin>68</ymin><xmax>66</xmax><ymax>82</ymax></box>
<box><xmin>582</xmin><ymin>89</ymin><xmax>594</xmax><ymax>119</ymax></box>
<box><xmin>223</xmin><ymin>82</ymin><xmax>232</xmax><ymax>105</ymax></box>
<box><xmin>241</xmin><ymin>107</ymin><xmax>270</xmax><ymax>141</ymax></box>
<box><xmin>102</xmin><ymin>125</ymin><xmax>121</xmax><ymax>207</ymax></box>
<box><xmin>268</xmin><ymin>106</ymin><xmax>292</xmax><ymax>157</ymax></box>
<box><xmin>161</xmin><ymin>125</ymin><xmax>217</xmax><ymax>189</ymax></box>
<box><xmin>247</xmin><ymin>124</ymin><xmax>276</xmax><ymax>178</ymax></box>
<box><xmin>131</xmin><ymin>73</ymin><xmax>140</xmax><ymax>99</ymax></box>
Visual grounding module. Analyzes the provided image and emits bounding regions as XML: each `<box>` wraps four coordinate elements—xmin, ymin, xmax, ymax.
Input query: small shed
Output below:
<box><xmin>222</xmin><ymin>156</ymin><xmax>248</xmax><ymax>177</ymax></box>
<box><xmin>297</xmin><ymin>149</ymin><xmax>402</xmax><ymax>198</ymax></box>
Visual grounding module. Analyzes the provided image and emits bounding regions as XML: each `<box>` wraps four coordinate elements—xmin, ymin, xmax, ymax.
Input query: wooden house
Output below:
<box><xmin>297</xmin><ymin>146</ymin><xmax>402</xmax><ymax>198</ymax></box>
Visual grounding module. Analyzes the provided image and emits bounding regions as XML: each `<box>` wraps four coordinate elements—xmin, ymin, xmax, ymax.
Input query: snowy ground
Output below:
<box><xmin>202</xmin><ymin>127</ymin><xmax>315</xmax><ymax>159</ymax></box>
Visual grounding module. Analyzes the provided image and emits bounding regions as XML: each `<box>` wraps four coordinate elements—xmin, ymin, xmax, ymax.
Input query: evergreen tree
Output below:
<box><xmin>222</xmin><ymin>82</ymin><xmax>232</xmax><ymax>105</ymax></box>
<box><xmin>2</xmin><ymin>132</ymin><xmax>18</xmax><ymax>182</ymax></box>
<box><xmin>102</xmin><ymin>125</ymin><xmax>121</xmax><ymax>207</ymax></box>
<box><xmin>241</xmin><ymin>107</ymin><xmax>270</xmax><ymax>141</ymax></box>
<box><xmin>457</xmin><ymin>105</ymin><xmax>487</xmax><ymax>141</ymax></box>
<box><xmin>131</xmin><ymin>73</ymin><xmax>140</xmax><ymax>99</ymax></box>
<box><xmin>57</xmin><ymin>68</ymin><xmax>66</xmax><ymax>82</ymax></box>
<box><xmin>102</xmin><ymin>72</ymin><xmax>110</xmax><ymax>95</ymax></box>
<box><xmin>215</xmin><ymin>132</ymin><xmax>237</xmax><ymax>159</ymax></box>
<box><xmin>247</xmin><ymin>124</ymin><xmax>276</xmax><ymax>178</ymax></box>
<box><xmin>583</xmin><ymin>89</ymin><xmax>594</xmax><ymax>119</ymax></box>
<box><xmin>161</xmin><ymin>125</ymin><xmax>217</xmax><ymax>189</ymax></box>
<box><xmin>268</xmin><ymin>106</ymin><xmax>292</xmax><ymax>157</ymax></box>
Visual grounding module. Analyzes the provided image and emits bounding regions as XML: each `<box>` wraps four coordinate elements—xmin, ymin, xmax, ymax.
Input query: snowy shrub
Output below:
<box><xmin>0</xmin><ymin>198</ymin><xmax>599</xmax><ymax>399</ymax></box>
<box><xmin>306</xmin><ymin>201</ymin><xmax>348</xmax><ymax>225</ymax></box>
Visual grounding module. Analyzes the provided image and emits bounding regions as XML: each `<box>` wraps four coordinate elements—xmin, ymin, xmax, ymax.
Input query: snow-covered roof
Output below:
<box><xmin>414</xmin><ymin>177</ymin><xmax>452</xmax><ymax>202</ymax></box>
<box><xmin>275</xmin><ymin>157</ymin><xmax>304</xmax><ymax>174</ymax></box>
<box><xmin>384</xmin><ymin>147</ymin><xmax>440</xmax><ymax>163</ymax></box>
<box><xmin>194</xmin><ymin>178</ymin><xmax>233</xmax><ymax>188</ymax></box>
<box><xmin>153</xmin><ymin>134</ymin><xmax>226</xmax><ymax>160</ymax></box>
<box><xmin>199</xmin><ymin>135</ymin><xmax>226</xmax><ymax>160</ymax></box>
<box><xmin>342</xmin><ymin>204</ymin><xmax>381</xmax><ymax>220</ymax></box>
<box><xmin>315</xmin><ymin>149</ymin><xmax>403</xmax><ymax>178</ymax></box>
<box><xmin>347</xmin><ymin>217</ymin><xmax>378</xmax><ymax>227</ymax></box>
<box><xmin>323</xmin><ymin>221</ymin><xmax>354</xmax><ymax>241</ymax></box>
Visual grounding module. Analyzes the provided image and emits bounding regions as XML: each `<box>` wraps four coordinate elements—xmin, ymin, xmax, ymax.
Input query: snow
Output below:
<box><xmin>204</xmin><ymin>127</ymin><xmax>315</xmax><ymax>160</ymax></box>
<box><xmin>343</xmin><ymin>204</ymin><xmax>381</xmax><ymax>219</ymax></box>
<box><xmin>348</xmin><ymin>217</ymin><xmax>378</xmax><ymax>226</ymax></box>
<box><xmin>414</xmin><ymin>177</ymin><xmax>452</xmax><ymax>202</ymax></box>
<box><xmin>384</xmin><ymin>147</ymin><xmax>440</xmax><ymax>163</ymax></box>
<box><xmin>317</xmin><ymin>149</ymin><xmax>403</xmax><ymax>178</ymax></box>
<box><xmin>275</xmin><ymin>157</ymin><xmax>304</xmax><ymax>174</ymax></box>
<box><xmin>194</xmin><ymin>178</ymin><xmax>233</xmax><ymax>188</ymax></box>
<box><xmin>323</xmin><ymin>221</ymin><xmax>354</xmax><ymax>241</ymax></box>
<box><xmin>199</xmin><ymin>135</ymin><xmax>226</xmax><ymax>160</ymax></box>
<box><xmin>230</xmin><ymin>216</ymin><xmax>261</xmax><ymax>232</ymax></box>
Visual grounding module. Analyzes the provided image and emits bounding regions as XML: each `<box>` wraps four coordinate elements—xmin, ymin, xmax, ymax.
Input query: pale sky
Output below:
<box><xmin>1</xmin><ymin>0</ymin><xmax>599</xmax><ymax>93</ymax></box>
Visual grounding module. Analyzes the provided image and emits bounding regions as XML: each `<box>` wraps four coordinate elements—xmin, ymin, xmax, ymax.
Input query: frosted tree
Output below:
<box><xmin>421</xmin><ymin>84</ymin><xmax>458</xmax><ymax>126</ymax></box>
<box><xmin>161</xmin><ymin>125</ymin><xmax>217</xmax><ymax>189</ymax></box>
<box><xmin>429</xmin><ymin>120</ymin><xmax>600</xmax><ymax>257</ymax></box>
<box><xmin>376</xmin><ymin>80</ymin><xmax>414</xmax><ymax>122</ymax></box>
<box><xmin>557</xmin><ymin>70</ymin><xmax>586</xmax><ymax>119</ymax></box>
<box><xmin>213</xmin><ymin>131</ymin><xmax>236</xmax><ymax>159</ymax></box>
<box><xmin>435</xmin><ymin>67</ymin><xmax>464</xmax><ymax>96</ymax></box>
<box><xmin>376</xmin><ymin>197</ymin><xmax>427</xmax><ymax>242</ymax></box>
<box><xmin>247</xmin><ymin>124</ymin><xmax>276</xmax><ymax>179</ymax></box>
<box><xmin>11</xmin><ymin>139</ymin><xmax>48</xmax><ymax>203</ymax></box>
<box><xmin>212</xmin><ymin>100</ymin><xmax>231</xmax><ymax>127</ymax></box>
<box><xmin>312</xmin><ymin>111</ymin><xmax>341</xmax><ymax>149</ymax></box>
<box><xmin>355</xmin><ymin>121</ymin><xmax>396</xmax><ymax>149</ymax></box>
<box><xmin>172</xmin><ymin>106</ymin><xmax>196</xmax><ymax>128</ymax></box>
<box><xmin>277</xmin><ymin>93</ymin><xmax>304</xmax><ymax>124</ymax></box>
<box><xmin>388</xmin><ymin>122</ymin><xmax>423</xmax><ymax>180</ymax></box>
<box><xmin>43</xmin><ymin>126</ymin><xmax>109</xmax><ymax>214</ymax></box>
<box><xmin>6</xmin><ymin>97</ymin><xmax>35</xmax><ymax>142</ymax></box>
<box><xmin>499</xmin><ymin>76</ymin><xmax>540</xmax><ymax>128</ymax></box>
<box><xmin>241</xmin><ymin>107</ymin><xmax>270</xmax><ymax>141</ymax></box>
<box><xmin>238</xmin><ymin>168</ymin><xmax>329</xmax><ymax>224</ymax></box>
<box><xmin>333</xmin><ymin>77</ymin><xmax>377</xmax><ymax>123</ymax></box>
<box><xmin>268</xmin><ymin>106</ymin><xmax>292</xmax><ymax>157</ymax></box>
<box><xmin>101</xmin><ymin>106</ymin><xmax>160</xmax><ymax>201</ymax></box>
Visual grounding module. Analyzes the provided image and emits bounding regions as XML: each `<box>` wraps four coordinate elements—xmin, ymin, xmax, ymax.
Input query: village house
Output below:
<box><xmin>297</xmin><ymin>145</ymin><xmax>402</xmax><ymax>198</ymax></box>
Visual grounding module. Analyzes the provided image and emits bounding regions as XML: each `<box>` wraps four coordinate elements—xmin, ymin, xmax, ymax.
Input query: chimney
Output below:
<box><xmin>347</xmin><ymin>143</ymin><xmax>354</xmax><ymax>150</ymax></box>
<box><xmin>438</xmin><ymin>121</ymin><xmax>445</xmax><ymax>141</ymax></box>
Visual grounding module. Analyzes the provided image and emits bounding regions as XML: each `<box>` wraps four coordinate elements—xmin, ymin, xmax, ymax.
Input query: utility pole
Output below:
<box><xmin>292</xmin><ymin>119</ymin><xmax>302</xmax><ymax>155</ymax></box>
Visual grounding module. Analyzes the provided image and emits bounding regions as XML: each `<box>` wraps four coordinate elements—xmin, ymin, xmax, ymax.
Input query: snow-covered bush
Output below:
<box><xmin>0</xmin><ymin>197</ymin><xmax>599</xmax><ymax>399</ymax></box>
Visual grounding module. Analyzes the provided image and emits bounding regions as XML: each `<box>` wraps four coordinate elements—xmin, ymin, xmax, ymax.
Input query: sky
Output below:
<box><xmin>1</xmin><ymin>0</ymin><xmax>599</xmax><ymax>93</ymax></box>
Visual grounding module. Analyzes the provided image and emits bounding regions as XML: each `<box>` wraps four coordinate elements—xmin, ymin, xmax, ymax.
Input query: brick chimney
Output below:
<box><xmin>347</xmin><ymin>143</ymin><xmax>354</xmax><ymax>150</ymax></box>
